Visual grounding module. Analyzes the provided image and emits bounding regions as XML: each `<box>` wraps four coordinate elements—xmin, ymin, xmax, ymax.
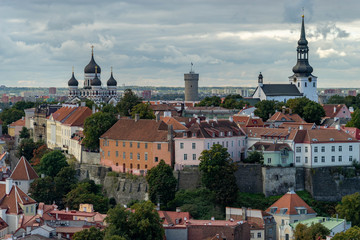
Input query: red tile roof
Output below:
<box><xmin>0</xmin><ymin>217</ymin><xmax>8</xmax><ymax>231</ymax></box>
<box><xmin>10</xmin><ymin>156</ymin><xmax>39</xmax><ymax>181</ymax></box>
<box><xmin>9</xmin><ymin>118</ymin><xmax>25</xmax><ymax>127</ymax></box>
<box><xmin>249</xmin><ymin>142</ymin><xmax>292</xmax><ymax>152</ymax></box>
<box><xmin>293</xmin><ymin>128</ymin><xmax>357</xmax><ymax>143</ymax></box>
<box><xmin>161</xmin><ymin>117</ymin><xmax>188</xmax><ymax>131</ymax></box>
<box><xmin>268</xmin><ymin>112</ymin><xmax>305</xmax><ymax>123</ymax></box>
<box><xmin>266</xmin><ymin>191</ymin><xmax>316</xmax><ymax>215</ymax></box>
<box><xmin>0</xmin><ymin>185</ymin><xmax>36</xmax><ymax>214</ymax></box>
<box><xmin>322</xmin><ymin>104</ymin><xmax>348</xmax><ymax>118</ymax></box>
<box><xmin>158</xmin><ymin>211</ymin><xmax>191</xmax><ymax>226</ymax></box>
<box><xmin>245</xmin><ymin>127</ymin><xmax>298</xmax><ymax>140</ymax></box>
<box><xmin>62</xmin><ymin>107</ymin><xmax>92</xmax><ymax>126</ymax></box>
<box><xmin>233</xmin><ymin>116</ymin><xmax>264</xmax><ymax>127</ymax></box>
<box><xmin>50</xmin><ymin>107</ymin><xmax>77</xmax><ymax>122</ymax></box>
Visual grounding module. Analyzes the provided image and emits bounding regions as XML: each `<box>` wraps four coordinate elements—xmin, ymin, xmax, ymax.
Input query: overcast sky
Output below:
<box><xmin>0</xmin><ymin>0</ymin><xmax>359</xmax><ymax>88</ymax></box>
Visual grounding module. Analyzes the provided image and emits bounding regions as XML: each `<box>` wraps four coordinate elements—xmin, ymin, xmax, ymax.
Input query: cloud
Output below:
<box><xmin>309</xmin><ymin>23</ymin><xmax>350</xmax><ymax>39</ymax></box>
<box><xmin>316</xmin><ymin>47</ymin><xmax>346</xmax><ymax>58</ymax></box>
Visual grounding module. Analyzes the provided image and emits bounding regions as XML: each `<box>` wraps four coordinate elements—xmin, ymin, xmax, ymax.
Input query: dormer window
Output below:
<box><xmin>270</xmin><ymin>207</ymin><xmax>277</xmax><ymax>214</ymax></box>
<box><xmin>228</xmin><ymin>131</ymin><xmax>232</xmax><ymax>136</ymax></box>
<box><xmin>183</xmin><ymin>133</ymin><xmax>187</xmax><ymax>138</ymax></box>
<box><xmin>296</xmin><ymin>208</ymin><xmax>307</xmax><ymax>215</ymax></box>
<box><xmin>212</xmin><ymin>133</ymin><xmax>215</xmax><ymax>137</ymax></box>
<box><xmin>192</xmin><ymin>133</ymin><xmax>196</xmax><ymax>137</ymax></box>
<box><xmin>220</xmin><ymin>132</ymin><xmax>224</xmax><ymax>137</ymax></box>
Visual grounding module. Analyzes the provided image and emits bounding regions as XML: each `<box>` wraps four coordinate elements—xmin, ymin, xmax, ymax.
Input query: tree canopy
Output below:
<box><xmin>286</xmin><ymin>97</ymin><xmax>311</xmax><ymax>117</ymax></box>
<box><xmin>196</xmin><ymin>96</ymin><xmax>221</xmax><ymax>107</ymax></box>
<box><xmin>243</xmin><ymin>151</ymin><xmax>264</xmax><ymax>164</ymax></box>
<box><xmin>146</xmin><ymin>160</ymin><xmax>177</xmax><ymax>209</ymax></box>
<box><xmin>131</xmin><ymin>103</ymin><xmax>155</xmax><ymax>119</ymax></box>
<box><xmin>73</xmin><ymin>227</ymin><xmax>104</xmax><ymax>240</ymax></box>
<box><xmin>336</xmin><ymin>192</ymin><xmax>360</xmax><ymax>227</ymax></box>
<box><xmin>38</xmin><ymin>150</ymin><xmax>68</xmax><ymax>177</ymax></box>
<box><xmin>220</xmin><ymin>94</ymin><xmax>249</xmax><ymax>109</ymax></box>
<box><xmin>116</xmin><ymin>89</ymin><xmax>142</xmax><ymax>117</ymax></box>
<box><xmin>199</xmin><ymin>144</ymin><xmax>238</xmax><ymax>205</ymax></box>
<box><xmin>346</xmin><ymin>109</ymin><xmax>360</xmax><ymax>129</ymax></box>
<box><xmin>17</xmin><ymin>139</ymin><xmax>43</xmax><ymax>161</ymax></box>
<box><xmin>332</xmin><ymin>226</ymin><xmax>360</xmax><ymax>240</ymax></box>
<box><xmin>19</xmin><ymin>127</ymin><xmax>30</xmax><ymax>139</ymax></box>
<box><xmin>294</xmin><ymin>223</ymin><xmax>330</xmax><ymax>240</ymax></box>
<box><xmin>83</xmin><ymin>112</ymin><xmax>117</xmax><ymax>150</ymax></box>
<box><xmin>254</xmin><ymin>100</ymin><xmax>277</xmax><ymax>121</ymax></box>
<box><xmin>302</xmin><ymin>101</ymin><xmax>326</xmax><ymax>125</ymax></box>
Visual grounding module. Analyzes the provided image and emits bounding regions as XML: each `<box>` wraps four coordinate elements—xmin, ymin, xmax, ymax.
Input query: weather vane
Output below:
<box><xmin>190</xmin><ymin>62</ymin><xmax>194</xmax><ymax>72</ymax></box>
<box><xmin>302</xmin><ymin>7</ymin><xmax>304</xmax><ymax>17</ymax></box>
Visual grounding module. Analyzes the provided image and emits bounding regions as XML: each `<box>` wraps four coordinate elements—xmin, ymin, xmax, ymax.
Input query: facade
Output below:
<box><xmin>10</xmin><ymin>156</ymin><xmax>38</xmax><ymax>194</ymax></box>
<box><xmin>266</xmin><ymin>190</ymin><xmax>317</xmax><ymax>240</ymax></box>
<box><xmin>252</xmin><ymin>16</ymin><xmax>318</xmax><ymax>103</ymax></box>
<box><xmin>32</xmin><ymin>104</ymin><xmax>62</xmax><ymax>143</ymax></box>
<box><xmin>174</xmin><ymin>118</ymin><xmax>246</xmax><ymax>170</ymax></box>
<box><xmin>8</xmin><ymin>117</ymin><xmax>25</xmax><ymax>138</ymax></box>
<box><xmin>322</xmin><ymin>104</ymin><xmax>351</xmax><ymax>119</ymax></box>
<box><xmin>248</xmin><ymin>142</ymin><xmax>294</xmax><ymax>167</ymax></box>
<box><xmin>67</xmin><ymin>47</ymin><xmax>119</xmax><ymax>105</ymax></box>
<box><xmin>184</xmin><ymin>69</ymin><xmax>199</xmax><ymax>102</ymax></box>
<box><xmin>100</xmin><ymin>118</ymin><xmax>174</xmax><ymax>175</ymax></box>
<box><xmin>266</xmin><ymin>112</ymin><xmax>305</xmax><ymax>128</ymax></box>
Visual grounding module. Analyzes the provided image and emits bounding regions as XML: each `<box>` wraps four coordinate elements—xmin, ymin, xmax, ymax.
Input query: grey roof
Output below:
<box><xmin>107</xmin><ymin>72</ymin><xmax>117</xmax><ymax>86</ymax></box>
<box><xmin>91</xmin><ymin>74</ymin><xmax>102</xmax><ymax>86</ymax></box>
<box><xmin>67</xmin><ymin>72</ymin><xmax>78</xmax><ymax>86</ymax></box>
<box><xmin>261</xmin><ymin>84</ymin><xmax>303</xmax><ymax>96</ymax></box>
<box><xmin>84</xmin><ymin>52</ymin><xmax>101</xmax><ymax>74</ymax></box>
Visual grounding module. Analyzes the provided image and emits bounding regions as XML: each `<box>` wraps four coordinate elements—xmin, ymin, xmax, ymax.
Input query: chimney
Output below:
<box><xmin>335</xmin><ymin>124</ymin><xmax>340</xmax><ymax>130</ymax></box>
<box><xmin>213</xmin><ymin>116</ymin><xmax>217</xmax><ymax>123</ymax></box>
<box><xmin>5</xmin><ymin>177</ymin><xmax>12</xmax><ymax>195</ymax></box>
<box><xmin>289</xmin><ymin>108</ymin><xmax>292</xmax><ymax>114</ymax></box>
<box><xmin>92</xmin><ymin>105</ymin><xmax>96</xmax><ymax>114</ymax></box>
<box><xmin>167</xmin><ymin>124</ymin><xmax>173</xmax><ymax>141</ymax></box>
<box><xmin>117</xmin><ymin>114</ymin><xmax>121</xmax><ymax>120</ymax></box>
<box><xmin>211</xmin><ymin>216</ymin><xmax>215</xmax><ymax>221</ymax></box>
<box><xmin>229</xmin><ymin>116</ymin><xmax>233</xmax><ymax>122</ymax></box>
<box><xmin>135</xmin><ymin>114</ymin><xmax>140</xmax><ymax>122</ymax></box>
<box><xmin>66</xmin><ymin>207</ymin><xmax>69</xmax><ymax>212</ymax></box>
<box><xmin>176</xmin><ymin>207</ymin><xmax>181</xmax><ymax>213</ymax></box>
<box><xmin>242</xmin><ymin>207</ymin><xmax>247</xmax><ymax>220</ymax></box>
<box><xmin>282</xmin><ymin>107</ymin><xmax>285</xmax><ymax>114</ymax></box>
<box><xmin>156</xmin><ymin>113</ymin><xmax>160</xmax><ymax>122</ymax></box>
<box><xmin>299</xmin><ymin>125</ymin><xmax>303</xmax><ymax>130</ymax></box>
<box><xmin>334</xmin><ymin>106</ymin><xmax>336</xmax><ymax>113</ymax></box>
<box><xmin>196</xmin><ymin>118</ymin><xmax>200</xmax><ymax>124</ymax></box>
<box><xmin>81</xmin><ymin>102</ymin><xmax>85</xmax><ymax>107</ymax></box>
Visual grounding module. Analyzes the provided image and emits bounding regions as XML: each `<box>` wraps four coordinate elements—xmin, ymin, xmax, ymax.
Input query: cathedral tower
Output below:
<box><xmin>184</xmin><ymin>63</ymin><xmax>199</xmax><ymax>102</ymax></box>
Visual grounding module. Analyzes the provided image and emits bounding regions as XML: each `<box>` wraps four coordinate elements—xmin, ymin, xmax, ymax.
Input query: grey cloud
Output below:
<box><xmin>309</xmin><ymin>23</ymin><xmax>350</xmax><ymax>39</ymax></box>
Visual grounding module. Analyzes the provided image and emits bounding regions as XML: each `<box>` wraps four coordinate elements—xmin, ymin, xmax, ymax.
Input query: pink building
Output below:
<box><xmin>322</xmin><ymin>104</ymin><xmax>351</xmax><ymax>119</ymax></box>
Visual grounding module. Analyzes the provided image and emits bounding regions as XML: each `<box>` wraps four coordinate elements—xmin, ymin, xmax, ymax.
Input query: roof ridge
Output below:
<box><xmin>23</xmin><ymin>157</ymin><xmax>30</xmax><ymax>180</ymax></box>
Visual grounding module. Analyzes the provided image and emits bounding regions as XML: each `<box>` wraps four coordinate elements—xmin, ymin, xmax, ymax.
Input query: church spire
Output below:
<box><xmin>292</xmin><ymin>15</ymin><xmax>313</xmax><ymax>77</ymax></box>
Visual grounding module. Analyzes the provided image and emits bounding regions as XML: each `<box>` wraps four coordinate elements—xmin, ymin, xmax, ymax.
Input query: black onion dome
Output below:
<box><xmin>91</xmin><ymin>74</ymin><xmax>102</xmax><ymax>86</ymax></box>
<box><xmin>84</xmin><ymin>51</ymin><xmax>101</xmax><ymax>74</ymax></box>
<box><xmin>68</xmin><ymin>72</ymin><xmax>78</xmax><ymax>86</ymax></box>
<box><xmin>292</xmin><ymin>62</ymin><xmax>313</xmax><ymax>75</ymax></box>
<box><xmin>107</xmin><ymin>72</ymin><xmax>117</xmax><ymax>86</ymax></box>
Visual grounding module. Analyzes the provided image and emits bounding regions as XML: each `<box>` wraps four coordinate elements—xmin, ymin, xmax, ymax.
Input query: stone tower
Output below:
<box><xmin>184</xmin><ymin>64</ymin><xmax>199</xmax><ymax>102</ymax></box>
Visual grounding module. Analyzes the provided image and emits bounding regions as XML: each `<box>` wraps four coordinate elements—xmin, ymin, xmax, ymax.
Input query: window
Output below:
<box><xmin>349</xmin><ymin>145</ymin><xmax>353</xmax><ymax>151</ymax></box>
<box><xmin>296</xmin><ymin>156</ymin><xmax>301</xmax><ymax>163</ymax></box>
<box><xmin>180</xmin><ymin>143</ymin><xmax>184</xmax><ymax>149</ymax></box>
<box><xmin>305</xmin><ymin>146</ymin><xmax>308</xmax><ymax>153</ymax></box>
<box><xmin>314</xmin><ymin>146</ymin><xmax>318</xmax><ymax>152</ymax></box>
<box><xmin>137</xmin><ymin>153</ymin><xmax>140</xmax><ymax>160</ymax></box>
<box><xmin>155</xmin><ymin>157</ymin><xmax>159</xmax><ymax>162</ymax></box>
<box><xmin>305</xmin><ymin>82</ymin><xmax>307</xmax><ymax>87</ymax></box>
<box><xmin>321</xmin><ymin>156</ymin><xmax>325</xmax><ymax>162</ymax></box>
<box><xmin>130</xmin><ymin>142</ymin><xmax>133</xmax><ymax>148</ymax></box>
<box><xmin>257</xmin><ymin>232</ymin><xmax>261</xmax><ymax>238</ymax></box>
<box><xmin>267</xmin><ymin>158</ymin><xmax>272</xmax><ymax>164</ymax></box>
<box><xmin>251</xmin><ymin>233</ymin><xmax>254</xmax><ymax>238</ymax></box>
<box><xmin>331</xmin><ymin>146</ymin><xmax>335</xmax><ymax>152</ymax></box>
<box><xmin>137</xmin><ymin>164</ymin><xmax>140</xmax><ymax>169</ymax></box>
<box><xmin>116</xmin><ymin>140</ymin><xmax>118</xmax><ymax>146</ymax></box>
<box><xmin>157</xmin><ymin>144</ymin><xmax>161</xmax><ymax>150</ymax></box>
<box><xmin>108</xmin><ymin>151</ymin><xmax>110</xmax><ymax>157</ymax></box>
<box><xmin>298</xmin><ymin>82</ymin><xmax>300</xmax><ymax>87</ymax></box>
<box><xmin>137</xmin><ymin>142</ymin><xmax>140</xmax><ymax>148</ymax></box>
<box><xmin>123</xmin><ymin>152</ymin><xmax>126</xmax><ymax>159</ymax></box>
<box><xmin>145</xmin><ymin>165</ymin><xmax>148</xmax><ymax>169</ymax></box>
<box><xmin>116</xmin><ymin>151</ymin><xmax>118</xmax><ymax>157</ymax></box>
<box><xmin>314</xmin><ymin>156</ymin><xmax>318</xmax><ymax>163</ymax></box>
<box><xmin>226</xmin><ymin>141</ymin><xmax>228</xmax><ymax>148</ymax></box>
<box><xmin>339</xmin><ymin>156</ymin><xmax>342</xmax><ymax>162</ymax></box>
<box><xmin>349</xmin><ymin>156</ymin><xmax>353</xmax><ymax>161</ymax></box>
<box><xmin>339</xmin><ymin>146</ymin><xmax>342</xmax><ymax>152</ymax></box>
<box><xmin>298</xmin><ymin>209</ymin><xmax>307</xmax><ymax>214</ymax></box>
<box><xmin>130</xmin><ymin>153</ymin><xmax>133</xmax><ymax>159</ymax></box>
<box><xmin>207</xmin><ymin>143</ymin><xmax>210</xmax><ymax>149</ymax></box>
<box><xmin>192</xmin><ymin>143</ymin><xmax>196</xmax><ymax>149</ymax></box>
<box><xmin>123</xmin><ymin>142</ymin><xmax>125</xmax><ymax>147</ymax></box>
<box><xmin>184</xmin><ymin>154</ymin><xmax>188</xmax><ymax>160</ymax></box>
<box><xmin>321</xmin><ymin>146</ymin><xmax>325</xmax><ymax>152</ymax></box>
<box><xmin>296</xmin><ymin>147</ymin><xmax>301</xmax><ymax>152</ymax></box>
<box><xmin>193</xmin><ymin>154</ymin><xmax>196</xmax><ymax>160</ymax></box>
<box><xmin>145</xmin><ymin>153</ymin><xmax>148</xmax><ymax>161</ymax></box>
<box><xmin>313</xmin><ymin>82</ymin><xmax>316</xmax><ymax>87</ymax></box>
<box><xmin>305</xmin><ymin>157</ymin><xmax>308</xmax><ymax>163</ymax></box>
<box><xmin>332</xmin><ymin>156</ymin><xmax>335</xmax><ymax>162</ymax></box>
<box><xmin>238</xmin><ymin>140</ymin><xmax>241</xmax><ymax>146</ymax></box>
<box><xmin>145</xmin><ymin>143</ymin><xmax>148</xmax><ymax>149</ymax></box>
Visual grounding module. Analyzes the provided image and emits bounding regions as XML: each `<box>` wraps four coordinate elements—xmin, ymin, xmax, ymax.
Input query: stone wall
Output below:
<box><xmin>75</xmin><ymin>163</ymin><xmax>111</xmax><ymax>185</ymax></box>
<box><xmin>81</xmin><ymin>151</ymin><xmax>101</xmax><ymax>165</ymax></box>
<box><xmin>235</xmin><ymin>164</ymin><xmax>263</xmax><ymax>194</ymax></box>
<box><xmin>262</xmin><ymin>167</ymin><xmax>296</xmax><ymax>197</ymax></box>
<box><xmin>103</xmin><ymin>175</ymin><xmax>148</xmax><ymax>205</ymax></box>
<box><xmin>175</xmin><ymin>167</ymin><xmax>201</xmax><ymax>190</ymax></box>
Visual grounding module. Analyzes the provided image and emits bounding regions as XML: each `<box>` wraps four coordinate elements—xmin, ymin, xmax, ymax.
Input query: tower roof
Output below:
<box><xmin>84</xmin><ymin>47</ymin><xmax>101</xmax><ymax>74</ymax></box>
<box><xmin>91</xmin><ymin>66</ymin><xmax>102</xmax><ymax>86</ymax></box>
<box><xmin>10</xmin><ymin>156</ymin><xmax>39</xmax><ymax>181</ymax></box>
<box><xmin>107</xmin><ymin>68</ymin><xmax>117</xmax><ymax>86</ymax></box>
<box><xmin>67</xmin><ymin>70</ymin><xmax>78</xmax><ymax>87</ymax></box>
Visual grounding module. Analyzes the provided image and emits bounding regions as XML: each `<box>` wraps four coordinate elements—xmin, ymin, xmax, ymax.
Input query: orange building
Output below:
<box><xmin>100</xmin><ymin>118</ymin><xmax>174</xmax><ymax>174</ymax></box>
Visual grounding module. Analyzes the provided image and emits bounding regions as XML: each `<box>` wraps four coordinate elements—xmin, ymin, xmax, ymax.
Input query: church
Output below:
<box><xmin>252</xmin><ymin>15</ymin><xmax>318</xmax><ymax>103</ymax></box>
<box><xmin>67</xmin><ymin>47</ymin><xmax>119</xmax><ymax>105</ymax></box>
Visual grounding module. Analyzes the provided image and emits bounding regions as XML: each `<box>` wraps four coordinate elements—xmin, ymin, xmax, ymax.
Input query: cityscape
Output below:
<box><xmin>1</xmin><ymin>1</ymin><xmax>360</xmax><ymax>240</ymax></box>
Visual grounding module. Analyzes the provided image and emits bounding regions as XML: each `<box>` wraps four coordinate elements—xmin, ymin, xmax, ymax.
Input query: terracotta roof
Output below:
<box><xmin>233</xmin><ymin>116</ymin><xmax>264</xmax><ymax>127</ymax></box>
<box><xmin>293</xmin><ymin>128</ymin><xmax>357</xmax><ymax>143</ymax></box>
<box><xmin>55</xmin><ymin>226</ymin><xmax>89</xmax><ymax>233</ymax></box>
<box><xmin>158</xmin><ymin>211</ymin><xmax>191</xmax><ymax>226</ymax></box>
<box><xmin>279</xmin><ymin>122</ymin><xmax>315</xmax><ymax>130</ymax></box>
<box><xmin>50</xmin><ymin>209</ymin><xmax>97</xmax><ymax>218</ymax></box>
<box><xmin>245</xmin><ymin>127</ymin><xmax>298</xmax><ymax>141</ymax></box>
<box><xmin>100</xmin><ymin>119</ymin><xmax>170</xmax><ymax>142</ymax></box>
<box><xmin>50</xmin><ymin>107</ymin><xmax>77</xmax><ymax>122</ymax></box>
<box><xmin>149</xmin><ymin>104</ymin><xmax>177</xmax><ymax>111</ymax></box>
<box><xmin>249</xmin><ymin>142</ymin><xmax>292</xmax><ymax>152</ymax></box>
<box><xmin>161</xmin><ymin>117</ymin><xmax>188</xmax><ymax>131</ymax></box>
<box><xmin>10</xmin><ymin>156</ymin><xmax>39</xmax><ymax>181</ymax></box>
<box><xmin>9</xmin><ymin>118</ymin><xmax>25</xmax><ymax>127</ymax></box>
<box><xmin>0</xmin><ymin>217</ymin><xmax>8</xmax><ymax>230</ymax></box>
<box><xmin>266</xmin><ymin>191</ymin><xmax>316</xmax><ymax>215</ymax></box>
<box><xmin>0</xmin><ymin>185</ymin><xmax>36</xmax><ymax>214</ymax></box>
<box><xmin>322</xmin><ymin>104</ymin><xmax>348</xmax><ymax>118</ymax></box>
<box><xmin>63</xmin><ymin>107</ymin><xmax>92</xmax><ymax>126</ymax></box>
<box><xmin>268</xmin><ymin>112</ymin><xmax>305</xmax><ymax>123</ymax></box>
<box><xmin>186</xmin><ymin>219</ymin><xmax>243</xmax><ymax>226</ymax></box>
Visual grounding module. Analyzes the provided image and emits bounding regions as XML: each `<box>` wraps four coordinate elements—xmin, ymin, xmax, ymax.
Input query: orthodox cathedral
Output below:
<box><xmin>252</xmin><ymin>15</ymin><xmax>318</xmax><ymax>103</ymax></box>
<box><xmin>67</xmin><ymin>47</ymin><xmax>119</xmax><ymax>105</ymax></box>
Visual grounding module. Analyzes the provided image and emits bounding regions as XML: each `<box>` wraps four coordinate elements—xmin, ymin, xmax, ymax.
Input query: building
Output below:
<box><xmin>248</xmin><ymin>142</ymin><xmax>294</xmax><ymax>167</ymax></box>
<box><xmin>266</xmin><ymin>190</ymin><xmax>317</xmax><ymax>240</ymax></box>
<box><xmin>8</xmin><ymin>118</ymin><xmax>25</xmax><ymax>138</ymax></box>
<box><xmin>233</xmin><ymin>115</ymin><xmax>264</xmax><ymax>128</ymax></box>
<box><xmin>142</xmin><ymin>90</ymin><xmax>152</xmax><ymax>100</ymax></box>
<box><xmin>182</xmin><ymin>106</ymin><xmax>238</xmax><ymax>119</ymax></box>
<box><xmin>67</xmin><ymin>47</ymin><xmax>119</xmax><ymax>105</ymax></box>
<box><xmin>158</xmin><ymin>210</ymin><xmax>191</xmax><ymax>240</ymax></box>
<box><xmin>253</xmin><ymin>16</ymin><xmax>318</xmax><ymax>103</ymax></box>
<box><xmin>174</xmin><ymin>118</ymin><xmax>246</xmax><ymax>170</ymax></box>
<box><xmin>100</xmin><ymin>117</ymin><xmax>174</xmax><ymax>174</ymax></box>
<box><xmin>266</xmin><ymin>111</ymin><xmax>305</xmax><ymax>128</ymax></box>
<box><xmin>32</xmin><ymin>104</ymin><xmax>62</xmax><ymax>143</ymax></box>
<box><xmin>10</xmin><ymin>156</ymin><xmax>38</xmax><ymax>194</ymax></box>
<box><xmin>226</xmin><ymin>207</ymin><xmax>276</xmax><ymax>240</ymax></box>
<box><xmin>184</xmin><ymin>67</ymin><xmax>199</xmax><ymax>102</ymax></box>
<box><xmin>49</xmin><ymin>87</ymin><xmax>56</xmax><ymax>95</ymax></box>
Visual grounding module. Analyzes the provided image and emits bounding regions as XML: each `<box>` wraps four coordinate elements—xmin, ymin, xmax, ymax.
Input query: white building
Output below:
<box><xmin>10</xmin><ymin>156</ymin><xmax>38</xmax><ymax>194</ymax></box>
<box><xmin>174</xmin><ymin>118</ymin><xmax>246</xmax><ymax>170</ymax></box>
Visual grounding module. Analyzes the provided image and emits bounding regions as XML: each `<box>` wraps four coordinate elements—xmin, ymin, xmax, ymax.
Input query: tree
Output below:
<box><xmin>346</xmin><ymin>109</ymin><xmax>360</xmax><ymax>129</ymax></box>
<box><xmin>29</xmin><ymin>176</ymin><xmax>57</xmax><ymax>204</ymax></box>
<box><xmin>105</xmin><ymin>201</ymin><xmax>164</xmax><ymax>240</ymax></box>
<box><xmin>39</xmin><ymin>150</ymin><xmax>68</xmax><ymax>177</ymax></box>
<box><xmin>254</xmin><ymin>100</ymin><xmax>276</xmax><ymax>121</ymax></box>
<box><xmin>302</xmin><ymin>101</ymin><xmax>325</xmax><ymax>124</ymax></box>
<box><xmin>220</xmin><ymin>94</ymin><xmax>249</xmax><ymax>109</ymax></box>
<box><xmin>199</xmin><ymin>144</ymin><xmax>238</xmax><ymax>205</ymax></box>
<box><xmin>294</xmin><ymin>223</ymin><xmax>330</xmax><ymax>240</ymax></box>
<box><xmin>30</xmin><ymin>144</ymin><xmax>50</xmax><ymax>166</ymax></box>
<box><xmin>146</xmin><ymin>160</ymin><xmax>177</xmax><ymax>208</ymax></box>
<box><xmin>243</xmin><ymin>151</ymin><xmax>264</xmax><ymax>164</ymax></box>
<box><xmin>0</xmin><ymin>108</ymin><xmax>24</xmax><ymax>134</ymax></box>
<box><xmin>332</xmin><ymin>226</ymin><xmax>360</xmax><ymax>240</ymax></box>
<box><xmin>83</xmin><ymin>112</ymin><xmax>117</xmax><ymax>150</ymax></box>
<box><xmin>336</xmin><ymin>192</ymin><xmax>360</xmax><ymax>227</ymax></box>
<box><xmin>131</xmin><ymin>103</ymin><xmax>155</xmax><ymax>119</ymax></box>
<box><xmin>17</xmin><ymin>139</ymin><xmax>43</xmax><ymax>160</ymax></box>
<box><xmin>19</xmin><ymin>127</ymin><xmax>30</xmax><ymax>139</ymax></box>
<box><xmin>12</xmin><ymin>101</ymin><xmax>35</xmax><ymax>111</ymax></box>
<box><xmin>116</xmin><ymin>89</ymin><xmax>142</xmax><ymax>116</ymax></box>
<box><xmin>54</xmin><ymin>166</ymin><xmax>78</xmax><ymax>200</ymax></box>
<box><xmin>85</xmin><ymin>99</ymin><xmax>95</xmax><ymax>109</ymax></box>
<box><xmin>102</xmin><ymin>104</ymin><xmax>118</xmax><ymax>115</ymax></box>
<box><xmin>73</xmin><ymin>227</ymin><xmax>104</xmax><ymax>240</ymax></box>
<box><xmin>286</xmin><ymin>97</ymin><xmax>311</xmax><ymax>117</ymax></box>
<box><xmin>196</xmin><ymin>96</ymin><xmax>221</xmax><ymax>107</ymax></box>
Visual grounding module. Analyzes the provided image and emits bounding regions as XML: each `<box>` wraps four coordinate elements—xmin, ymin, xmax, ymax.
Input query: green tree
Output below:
<box><xmin>83</xmin><ymin>112</ymin><xmax>117</xmax><ymax>150</ymax></box>
<box><xmin>327</xmin><ymin>95</ymin><xmax>345</xmax><ymax>104</ymax></box>
<box><xmin>286</xmin><ymin>97</ymin><xmax>311</xmax><ymax>117</ymax></box>
<box><xmin>294</xmin><ymin>223</ymin><xmax>330</xmax><ymax>240</ymax></box>
<box><xmin>12</xmin><ymin>101</ymin><xmax>35</xmax><ymax>111</ymax></box>
<box><xmin>73</xmin><ymin>227</ymin><xmax>104</xmax><ymax>240</ymax></box>
<box><xmin>19</xmin><ymin>127</ymin><xmax>30</xmax><ymax>139</ymax></box>
<box><xmin>146</xmin><ymin>160</ymin><xmax>177</xmax><ymax>208</ymax></box>
<box><xmin>54</xmin><ymin>166</ymin><xmax>78</xmax><ymax>200</ymax></box>
<box><xmin>336</xmin><ymin>192</ymin><xmax>360</xmax><ymax>227</ymax></box>
<box><xmin>196</xmin><ymin>96</ymin><xmax>222</xmax><ymax>107</ymax></box>
<box><xmin>254</xmin><ymin>100</ymin><xmax>276</xmax><ymax>121</ymax></box>
<box><xmin>199</xmin><ymin>144</ymin><xmax>238</xmax><ymax>205</ymax></box>
<box><xmin>131</xmin><ymin>103</ymin><xmax>155</xmax><ymax>119</ymax></box>
<box><xmin>102</xmin><ymin>104</ymin><xmax>118</xmax><ymax>115</ymax></box>
<box><xmin>84</xmin><ymin>99</ymin><xmax>95</xmax><ymax>109</ymax></box>
<box><xmin>346</xmin><ymin>109</ymin><xmax>360</xmax><ymax>129</ymax></box>
<box><xmin>220</xmin><ymin>95</ymin><xmax>249</xmax><ymax>109</ymax></box>
<box><xmin>105</xmin><ymin>201</ymin><xmax>164</xmax><ymax>240</ymax></box>
<box><xmin>332</xmin><ymin>226</ymin><xmax>360</xmax><ymax>240</ymax></box>
<box><xmin>0</xmin><ymin>108</ymin><xmax>24</xmax><ymax>134</ymax></box>
<box><xmin>29</xmin><ymin>176</ymin><xmax>56</xmax><ymax>204</ymax></box>
<box><xmin>302</xmin><ymin>101</ymin><xmax>325</xmax><ymax>124</ymax></box>
<box><xmin>39</xmin><ymin>150</ymin><xmax>68</xmax><ymax>177</ymax></box>
<box><xmin>243</xmin><ymin>151</ymin><xmax>264</xmax><ymax>164</ymax></box>
<box><xmin>17</xmin><ymin>139</ymin><xmax>43</xmax><ymax>160</ymax></box>
<box><xmin>116</xmin><ymin>89</ymin><xmax>142</xmax><ymax>116</ymax></box>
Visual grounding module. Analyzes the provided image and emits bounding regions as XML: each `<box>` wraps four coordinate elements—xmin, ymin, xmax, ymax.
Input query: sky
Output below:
<box><xmin>0</xmin><ymin>0</ymin><xmax>359</xmax><ymax>88</ymax></box>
